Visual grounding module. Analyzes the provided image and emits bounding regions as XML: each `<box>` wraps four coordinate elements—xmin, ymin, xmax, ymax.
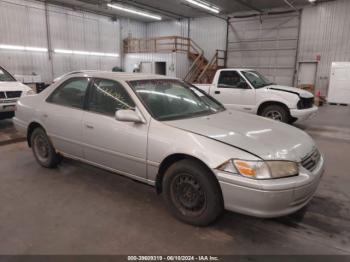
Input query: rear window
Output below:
<box><xmin>47</xmin><ymin>78</ymin><xmax>89</xmax><ymax>109</ymax></box>
<box><xmin>0</xmin><ymin>67</ymin><xmax>16</xmax><ymax>82</ymax></box>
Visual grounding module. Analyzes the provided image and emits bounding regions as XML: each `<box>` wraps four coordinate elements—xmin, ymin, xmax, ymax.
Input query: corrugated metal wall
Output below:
<box><xmin>2</xmin><ymin>0</ymin><xmax>350</xmax><ymax>89</ymax></box>
<box><xmin>227</xmin><ymin>13</ymin><xmax>300</xmax><ymax>86</ymax></box>
<box><xmin>147</xmin><ymin>19</ymin><xmax>188</xmax><ymax>38</ymax></box>
<box><xmin>175</xmin><ymin>52</ymin><xmax>191</xmax><ymax>79</ymax></box>
<box><xmin>120</xmin><ymin>18</ymin><xmax>147</xmax><ymax>39</ymax></box>
<box><xmin>48</xmin><ymin>5</ymin><xmax>121</xmax><ymax>80</ymax></box>
<box><xmin>298</xmin><ymin>0</ymin><xmax>350</xmax><ymax>95</ymax></box>
<box><xmin>189</xmin><ymin>16</ymin><xmax>227</xmax><ymax>60</ymax></box>
<box><xmin>0</xmin><ymin>0</ymin><xmax>122</xmax><ymax>82</ymax></box>
<box><xmin>0</xmin><ymin>0</ymin><xmax>51</xmax><ymax>81</ymax></box>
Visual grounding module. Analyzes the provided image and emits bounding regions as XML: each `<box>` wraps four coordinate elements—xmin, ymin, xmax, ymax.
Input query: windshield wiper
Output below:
<box><xmin>159</xmin><ymin>108</ymin><xmax>219</xmax><ymax>121</ymax></box>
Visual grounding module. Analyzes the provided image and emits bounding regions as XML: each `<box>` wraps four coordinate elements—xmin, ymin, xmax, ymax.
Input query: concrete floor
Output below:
<box><xmin>0</xmin><ymin>105</ymin><xmax>349</xmax><ymax>255</ymax></box>
<box><xmin>0</xmin><ymin>119</ymin><xmax>25</xmax><ymax>146</ymax></box>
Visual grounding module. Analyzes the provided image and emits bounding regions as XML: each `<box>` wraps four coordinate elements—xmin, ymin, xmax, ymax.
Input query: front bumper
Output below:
<box><xmin>0</xmin><ymin>102</ymin><xmax>17</xmax><ymax>113</ymax></box>
<box><xmin>290</xmin><ymin>105</ymin><xmax>318</xmax><ymax>122</ymax></box>
<box><xmin>215</xmin><ymin>156</ymin><xmax>324</xmax><ymax>218</ymax></box>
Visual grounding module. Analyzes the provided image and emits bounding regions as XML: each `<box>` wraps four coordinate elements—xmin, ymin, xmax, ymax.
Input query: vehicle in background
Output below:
<box><xmin>14</xmin><ymin>72</ymin><xmax>324</xmax><ymax>226</ymax></box>
<box><xmin>0</xmin><ymin>66</ymin><xmax>35</xmax><ymax>120</ymax></box>
<box><xmin>195</xmin><ymin>69</ymin><xmax>318</xmax><ymax>124</ymax></box>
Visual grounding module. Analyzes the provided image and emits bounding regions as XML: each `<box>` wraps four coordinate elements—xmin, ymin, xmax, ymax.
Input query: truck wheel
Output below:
<box><xmin>261</xmin><ymin>105</ymin><xmax>290</xmax><ymax>123</ymax></box>
<box><xmin>31</xmin><ymin>127</ymin><xmax>61</xmax><ymax>168</ymax></box>
<box><xmin>162</xmin><ymin>159</ymin><xmax>223</xmax><ymax>226</ymax></box>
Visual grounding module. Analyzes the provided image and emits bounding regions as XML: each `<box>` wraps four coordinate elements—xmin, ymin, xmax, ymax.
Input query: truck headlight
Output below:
<box><xmin>217</xmin><ymin>159</ymin><xmax>298</xmax><ymax>179</ymax></box>
<box><xmin>24</xmin><ymin>89</ymin><xmax>36</xmax><ymax>96</ymax></box>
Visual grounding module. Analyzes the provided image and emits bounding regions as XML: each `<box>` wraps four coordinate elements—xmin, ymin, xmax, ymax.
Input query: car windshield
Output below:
<box><xmin>242</xmin><ymin>70</ymin><xmax>273</xmax><ymax>89</ymax></box>
<box><xmin>0</xmin><ymin>67</ymin><xmax>16</xmax><ymax>82</ymax></box>
<box><xmin>128</xmin><ymin>79</ymin><xmax>225</xmax><ymax>121</ymax></box>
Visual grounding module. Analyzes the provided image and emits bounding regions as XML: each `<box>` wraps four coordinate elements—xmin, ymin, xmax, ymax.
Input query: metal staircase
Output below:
<box><xmin>185</xmin><ymin>49</ymin><xmax>226</xmax><ymax>84</ymax></box>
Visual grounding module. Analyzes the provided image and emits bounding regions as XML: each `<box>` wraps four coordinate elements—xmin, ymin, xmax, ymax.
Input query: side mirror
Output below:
<box><xmin>238</xmin><ymin>82</ymin><xmax>249</xmax><ymax>89</ymax></box>
<box><xmin>115</xmin><ymin>109</ymin><xmax>144</xmax><ymax>123</ymax></box>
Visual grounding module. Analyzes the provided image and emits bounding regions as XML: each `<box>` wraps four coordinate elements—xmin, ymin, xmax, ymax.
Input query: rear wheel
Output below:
<box><xmin>31</xmin><ymin>127</ymin><xmax>61</xmax><ymax>168</ymax></box>
<box><xmin>261</xmin><ymin>104</ymin><xmax>290</xmax><ymax>123</ymax></box>
<box><xmin>162</xmin><ymin>159</ymin><xmax>223</xmax><ymax>226</ymax></box>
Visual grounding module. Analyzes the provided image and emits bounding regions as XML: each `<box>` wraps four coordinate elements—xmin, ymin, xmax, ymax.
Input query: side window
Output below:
<box><xmin>88</xmin><ymin>79</ymin><xmax>135</xmax><ymax>116</ymax></box>
<box><xmin>218</xmin><ymin>71</ymin><xmax>247</xmax><ymax>89</ymax></box>
<box><xmin>48</xmin><ymin>78</ymin><xmax>89</xmax><ymax>109</ymax></box>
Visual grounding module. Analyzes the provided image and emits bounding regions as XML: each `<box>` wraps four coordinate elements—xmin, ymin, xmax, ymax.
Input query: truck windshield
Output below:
<box><xmin>242</xmin><ymin>70</ymin><xmax>273</xmax><ymax>89</ymax></box>
<box><xmin>0</xmin><ymin>67</ymin><xmax>16</xmax><ymax>82</ymax></box>
<box><xmin>128</xmin><ymin>79</ymin><xmax>225</xmax><ymax>121</ymax></box>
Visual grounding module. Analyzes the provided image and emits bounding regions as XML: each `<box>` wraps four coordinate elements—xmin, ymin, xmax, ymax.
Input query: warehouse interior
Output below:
<box><xmin>0</xmin><ymin>0</ymin><xmax>350</xmax><ymax>258</ymax></box>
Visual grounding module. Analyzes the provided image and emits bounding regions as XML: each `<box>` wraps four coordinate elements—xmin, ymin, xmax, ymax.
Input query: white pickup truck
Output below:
<box><xmin>0</xmin><ymin>66</ymin><xmax>34</xmax><ymax>119</ymax></box>
<box><xmin>195</xmin><ymin>69</ymin><xmax>318</xmax><ymax>123</ymax></box>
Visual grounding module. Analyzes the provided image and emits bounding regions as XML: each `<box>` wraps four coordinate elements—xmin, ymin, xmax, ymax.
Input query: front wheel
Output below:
<box><xmin>31</xmin><ymin>127</ymin><xmax>61</xmax><ymax>168</ymax></box>
<box><xmin>261</xmin><ymin>104</ymin><xmax>290</xmax><ymax>123</ymax></box>
<box><xmin>162</xmin><ymin>159</ymin><xmax>223</xmax><ymax>226</ymax></box>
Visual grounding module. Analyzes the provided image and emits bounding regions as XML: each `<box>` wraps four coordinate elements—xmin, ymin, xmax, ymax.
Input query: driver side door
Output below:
<box><xmin>82</xmin><ymin>78</ymin><xmax>148</xmax><ymax>180</ymax></box>
<box><xmin>211</xmin><ymin>70</ymin><xmax>256</xmax><ymax>112</ymax></box>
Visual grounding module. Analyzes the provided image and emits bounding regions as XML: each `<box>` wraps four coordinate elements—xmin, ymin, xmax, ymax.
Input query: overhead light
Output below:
<box><xmin>184</xmin><ymin>0</ymin><xmax>220</xmax><ymax>14</ymax></box>
<box><xmin>0</xmin><ymin>44</ymin><xmax>48</xmax><ymax>52</ymax></box>
<box><xmin>309</xmin><ymin>0</ymin><xmax>317</xmax><ymax>3</ymax></box>
<box><xmin>54</xmin><ymin>49</ymin><xmax>119</xmax><ymax>57</ymax></box>
<box><xmin>107</xmin><ymin>3</ymin><xmax>162</xmax><ymax>20</ymax></box>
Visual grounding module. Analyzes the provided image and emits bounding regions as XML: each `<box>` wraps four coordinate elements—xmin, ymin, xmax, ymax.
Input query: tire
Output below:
<box><xmin>261</xmin><ymin>104</ymin><xmax>290</xmax><ymax>123</ymax></box>
<box><xmin>30</xmin><ymin>127</ymin><xmax>61</xmax><ymax>168</ymax></box>
<box><xmin>162</xmin><ymin>159</ymin><xmax>224</xmax><ymax>226</ymax></box>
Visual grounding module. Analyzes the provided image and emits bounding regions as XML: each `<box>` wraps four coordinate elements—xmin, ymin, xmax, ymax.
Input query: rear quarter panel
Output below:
<box><xmin>13</xmin><ymin>91</ymin><xmax>49</xmax><ymax>136</ymax></box>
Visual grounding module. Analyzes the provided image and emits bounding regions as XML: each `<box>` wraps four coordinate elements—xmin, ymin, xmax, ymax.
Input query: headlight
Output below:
<box><xmin>24</xmin><ymin>89</ymin><xmax>35</xmax><ymax>96</ymax></box>
<box><xmin>217</xmin><ymin>159</ymin><xmax>298</xmax><ymax>179</ymax></box>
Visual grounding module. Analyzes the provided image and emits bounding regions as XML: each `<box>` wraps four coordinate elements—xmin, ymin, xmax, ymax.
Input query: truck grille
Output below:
<box><xmin>301</xmin><ymin>149</ymin><xmax>321</xmax><ymax>172</ymax></box>
<box><xmin>0</xmin><ymin>92</ymin><xmax>5</xmax><ymax>99</ymax></box>
<box><xmin>5</xmin><ymin>91</ymin><xmax>22</xmax><ymax>98</ymax></box>
<box><xmin>297</xmin><ymin>97</ymin><xmax>314</xmax><ymax>109</ymax></box>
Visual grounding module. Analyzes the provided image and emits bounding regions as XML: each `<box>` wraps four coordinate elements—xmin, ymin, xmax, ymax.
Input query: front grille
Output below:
<box><xmin>0</xmin><ymin>92</ymin><xmax>5</xmax><ymax>99</ymax></box>
<box><xmin>5</xmin><ymin>91</ymin><xmax>22</xmax><ymax>98</ymax></box>
<box><xmin>301</xmin><ymin>149</ymin><xmax>321</xmax><ymax>172</ymax></box>
<box><xmin>297</xmin><ymin>97</ymin><xmax>314</xmax><ymax>109</ymax></box>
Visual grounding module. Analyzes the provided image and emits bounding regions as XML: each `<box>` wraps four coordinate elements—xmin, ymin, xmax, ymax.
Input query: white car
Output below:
<box><xmin>0</xmin><ymin>66</ymin><xmax>34</xmax><ymax>119</ymax></box>
<box><xmin>195</xmin><ymin>69</ymin><xmax>318</xmax><ymax>124</ymax></box>
<box><xmin>14</xmin><ymin>72</ymin><xmax>324</xmax><ymax>226</ymax></box>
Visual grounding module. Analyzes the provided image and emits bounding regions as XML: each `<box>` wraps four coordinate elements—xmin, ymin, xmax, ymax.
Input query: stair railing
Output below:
<box><xmin>184</xmin><ymin>39</ymin><xmax>204</xmax><ymax>82</ymax></box>
<box><xmin>196</xmin><ymin>49</ymin><xmax>226</xmax><ymax>83</ymax></box>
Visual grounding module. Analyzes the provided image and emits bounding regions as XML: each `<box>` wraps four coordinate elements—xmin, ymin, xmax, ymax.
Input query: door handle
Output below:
<box><xmin>214</xmin><ymin>91</ymin><xmax>220</xmax><ymax>94</ymax></box>
<box><xmin>85</xmin><ymin>123</ymin><xmax>94</xmax><ymax>129</ymax></box>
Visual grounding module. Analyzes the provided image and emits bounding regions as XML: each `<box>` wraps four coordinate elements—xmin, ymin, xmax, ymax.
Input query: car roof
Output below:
<box><xmin>61</xmin><ymin>71</ymin><xmax>176</xmax><ymax>82</ymax></box>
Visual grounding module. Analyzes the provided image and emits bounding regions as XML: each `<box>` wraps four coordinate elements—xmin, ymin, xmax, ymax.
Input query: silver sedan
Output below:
<box><xmin>14</xmin><ymin>72</ymin><xmax>324</xmax><ymax>226</ymax></box>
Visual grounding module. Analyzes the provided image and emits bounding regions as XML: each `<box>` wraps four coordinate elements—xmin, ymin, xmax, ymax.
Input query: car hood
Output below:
<box><xmin>165</xmin><ymin>110</ymin><xmax>314</xmax><ymax>161</ymax></box>
<box><xmin>0</xmin><ymin>81</ymin><xmax>31</xmax><ymax>92</ymax></box>
<box><xmin>266</xmin><ymin>85</ymin><xmax>313</xmax><ymax>98</ymax></box>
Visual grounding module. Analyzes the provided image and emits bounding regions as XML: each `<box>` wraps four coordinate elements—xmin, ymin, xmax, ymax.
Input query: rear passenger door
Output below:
<box><xmin>82</xmin><ymin>78</ymin><xmax>148</xmax><ymax>179</ymax></box>
<box><xmin>42</xmin><ymin>77</ymin><xmax>90</xmax><ymax>158</ymax></box>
